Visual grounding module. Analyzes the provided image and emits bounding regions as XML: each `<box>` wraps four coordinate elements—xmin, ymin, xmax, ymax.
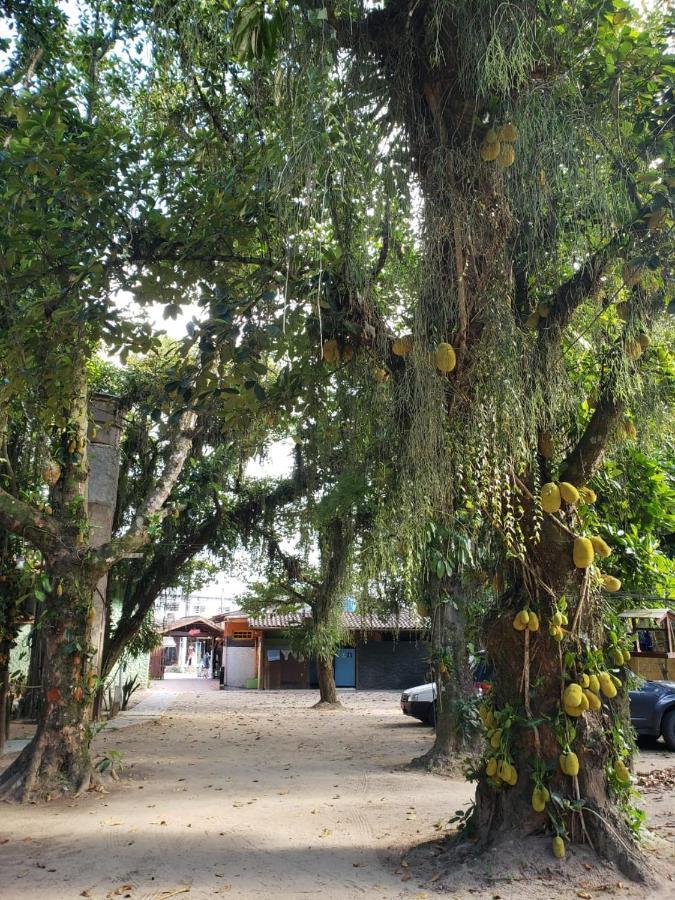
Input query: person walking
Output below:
<box><xmin>200</xmin><ymin>650</ymin><xmax>211</xmax><ymax>678</ymax></box>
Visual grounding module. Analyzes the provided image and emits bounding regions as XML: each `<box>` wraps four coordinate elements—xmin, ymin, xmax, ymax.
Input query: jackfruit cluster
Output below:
<box><xmin>512</xmin><ymin>608</ymin><xmax>539</xmax><ymax>632</ymax></box>
<box><xmin>322</xmin><ymin>339</ymin><xmax>354</xmax><ymax>364</ymax></box>
<box><xmin>479</xmin><ymin>122</ymin><xmax>518</xmax><ymax>168</ymax></box>
<box><xmin>539</xmin><ymin>481</ymin><xmax>580</xmax><ymax>513</ymax></box>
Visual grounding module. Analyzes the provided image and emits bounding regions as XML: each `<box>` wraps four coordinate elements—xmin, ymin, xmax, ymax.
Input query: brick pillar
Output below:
<box><xmin>87</xmin><ymin>393</ymin><xmax>122</xmax><ymax>676</ymax></box>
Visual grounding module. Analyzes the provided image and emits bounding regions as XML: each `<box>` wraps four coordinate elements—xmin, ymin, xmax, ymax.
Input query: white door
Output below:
<box><xmin>225</xmin><ymin>646</ymin><xmax>257</xmax><ymax>687</ymax></box>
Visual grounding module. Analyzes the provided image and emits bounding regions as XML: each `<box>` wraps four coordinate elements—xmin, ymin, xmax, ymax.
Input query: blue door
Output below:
<box><xmin>334</xmin><ymin>648</ymin><xmax>356</xmax><ymax>687</ymax></box>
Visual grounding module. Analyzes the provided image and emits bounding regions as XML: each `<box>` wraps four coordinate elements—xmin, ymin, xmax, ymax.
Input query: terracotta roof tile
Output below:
<box><xmin>248</xmin><ymin>610</ymin><xmax>427</xmax><ymax>630</ymax></box>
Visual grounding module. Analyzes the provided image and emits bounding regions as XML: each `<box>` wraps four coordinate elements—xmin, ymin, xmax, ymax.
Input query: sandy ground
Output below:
<box><xmin>0</xmin><ymin>683</ymin><xmax>673</xmax><ymax>900</ymax></box>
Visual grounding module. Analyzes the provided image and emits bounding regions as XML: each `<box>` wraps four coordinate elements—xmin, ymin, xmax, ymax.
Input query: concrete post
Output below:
<box><xmin>87</xmin><ymin>393</ymin><xmax>122</xmax><ymax>678</ymax></box>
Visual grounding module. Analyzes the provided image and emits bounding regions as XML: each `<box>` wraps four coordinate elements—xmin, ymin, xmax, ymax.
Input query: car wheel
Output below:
<box><xmin>662</xmin><ymin>710</ymin><xmax>675</xmax><ymax>752</ymax></box>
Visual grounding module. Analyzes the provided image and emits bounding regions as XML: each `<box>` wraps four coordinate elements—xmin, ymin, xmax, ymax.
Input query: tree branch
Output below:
<box><xmin>87</xmin><ymin>410</ymin><xmax>197</xmax><ymax>573</ymax></box>
<box><xmin>540</xmin><ymin>212</ymin><xmax>650</xmax><ymax>332</ymax></box>
<box><xmin>0</xmin><ymin>486</ymin><xmax>62</xmax><ymax>558</ymax></box>
<box><xmin>559</xmin><ymin>289</ymin><xmax>663</xmax><ymax>485</ymax></box>
<box><xmin>103</xmin><ymin>507</ymin><xmax>223</xmax><ymax>677</ymax></box>
<box><xmin>559</xmin><ymin>394</ymin><xmax>624</xmax><ymax>487</ymax></box>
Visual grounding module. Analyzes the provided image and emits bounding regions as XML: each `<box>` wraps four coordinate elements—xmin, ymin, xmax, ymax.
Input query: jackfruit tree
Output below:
<box><xmin>197</xmin><ymin>0</ymin><xmax>673</xmax><ymax>876</ymax></box>
<box><xmin>0</xmin><ymin>2</ymin><xmax>282</xmax><ymax>799</ymax></box>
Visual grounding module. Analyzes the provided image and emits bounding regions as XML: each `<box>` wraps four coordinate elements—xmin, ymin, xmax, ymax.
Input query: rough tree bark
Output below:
<box><xmin>330</xmin><ymin>0</ymin><xmax>656</xmax><ymax>875</ymax></box>
<box><xmin>0</xmin><ymin>372</ymin><xmax>196</xmax><ymax>800</ymax></box>
<box><xmin>0</xmin><ymin>641</ymin><xmax>10</xmax><ymax>758</ymax></box>
<box><xmin>316</xmin><ymin>656</ymin><xmax>339</xmax><ymax>706</ymax></box>
<box><xmin>413</xmin><ymin>575</ymin><xmax>475</xmax><ymax>770</ymax></box>
<box><xmin>474</xmin><ymin>513</ymin><xmax>645</xmax><ymax>880</ymax></box>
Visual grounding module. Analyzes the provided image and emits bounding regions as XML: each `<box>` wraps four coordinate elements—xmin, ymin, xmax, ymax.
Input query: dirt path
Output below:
<box><xmin>1</xmin><ymin>686</ymin><xmax>673</xmax><ymax>900</ymax></box>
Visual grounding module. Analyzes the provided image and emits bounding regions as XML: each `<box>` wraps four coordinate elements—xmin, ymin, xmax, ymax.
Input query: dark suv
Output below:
<box><xmin>630</xmin><ymin>680</ymin><xmax>675</xmax><ymax>750</ymax></box>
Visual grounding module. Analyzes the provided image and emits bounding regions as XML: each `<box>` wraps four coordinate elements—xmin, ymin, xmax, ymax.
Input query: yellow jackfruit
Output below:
<box><xmin>578</xmin><ymin>486</ymin><xmax>597</xmax><ymax>505</ymax></box>
<box><xmin>490</xmin><ymin>729</ymin><xmax>502</xmax><ymax>749</ymax></box>
<box><xmin>435</xmin><ymin>342</ymin><xmax>457</xmax><ymax>373</ymax></box>
<box><xmin>638</xmin><ymin>333</ymin><xmax>650</xmax><ymax>350</ymax></box>
<box><xmin>611</xmin><ymin>647</ymin><xmax>624</xmax><ymax>666</ymax></box>
<box><xmin>516</xmin><ymin>609</ymin><xmax>530</xmax><ymax>628</ymax></box>
<box><xmin>623</xmin><ymin>649</ymin><xmax>631</xmax><ymax>662</ymax></box>
<box><xmin>626</xmin><ymin>340</ymin><xmax>643</xmax><ymax>360</ymax></box>
<box><xmin>486</xmin><ymin>757</ymin><xmax>498</xmax><ymax>777</ymax></box>
<box><xmin>559</xmin><ymin>482</ymin><xmax>580</xmax><ymax>504</ymax></box>
<box><xmin>588</xmin><ymin>674</ymin><xmax>600</xmax><ymax>694</ymax></box>
<box><xmin>584</xmin><ymin>689</ymin><xmax>602</xmax><ymax>711</ymax></box>
<box><xmin>505</xmin><ymin>765</ymin><xmax>518</xmax><ymax>786</ymax></box>
<box><xmin>611</xmin><ymin>674</ymin><xmax>622</xmax><ymax>689</ymax></box>
<box><xmin>541</xmin><ymin>482</ymin><xmax>561</xmax><ymax>514</ymax></box>
<box><xmin>590</xmin><ymin>536</ymin><xmax>612</xmax><ymax>558</ymax></box>
<box><xmin>532</xmin><ymin>788</ymin><xmax>546</xmax><ymax>812</ymax></box>
<box><xmin>527</xmin><ymin>612</ymin><xmax>540</xmax><ymax>632</ymax></box>
<box><xmin>563</xmin><ymin>684</ymin><xmax>583</xmax><ymax>708</ymax></box>
<box><xmin>392</xmin><ymin>335</ymin><xmax>413</xmax><ymax>357</ymax></box>
<box><xmin>564</xmin><ymin>701</ymin><xmax>585</xmax><ymax>717</ymax></box>
<box><xmin>579</xmin><ymin>673</ymin><xmax>590</xmax><ymax>688</ymax></box>
<box><xmin>496</xmin><ymin>144</ymin><xmax>516</xmax><ymax>168</ymax></box>
<box><xmin>550</xmin><ymin>625</ymin><xmax>564</xmax><ymax>642</ymax></box>
<box><xmin>538</xmin><ymin>432</ymin><xmax>555</xmax><ymax>458</ymax></box>
<box><xmin>498</xmin><ymin>123</ymin><xmax>518</xmax><ymax>143</ymax></box>
<box><xmin>480</xmin><ymin>140</ymin><xmax>501</xmax><ymax>162</ymax></box>
<box><xmin>484</xmin><ymin>128</ymin><xmax>499</xmax><ymax>144</ymax></box>
<box><xmin>552</xmin><ymin>612</ymin><xmax>563</xmax><ymax>626</ymax></box>
<box><xmin>552</xmin><ymin>836</ymin><xmax>566</xmax><ymax>859</ymax></box>
<box><xmin>578</xmin><ymin>691</ymin><xmax>589</xmax><ymax>712</ymax></box>
<box><xmin>573</xmin><ymin>537</ymin><xmax>594</xmax><ymax>569</ymax></box>
<box><xmin>615</xmin><ymin>760</ymin><xmax>631</xmax><ymax>783</ymax></box>
<box><xmin>560</xmin><ymin>751</ymin><xmax>580</xmax><ymax>776</ymax></box>
<box><xmin>601</xmin><ymin>574</ymin><xmax>621</xmax><ymax>593</ymax></box>
<box><xmin>322</xmin><ymin>339</ymin><xmax>340</xmax><ymax>363</ymax></box>
<box><xmin>600</xmin><ymin>677</ymin><xmax>617</xmax><ymax>699</ymax></box>
<box><xmin>41</xmin><ymin>463</ymin><xmax>61</xmax><ymax>486</ymax></box>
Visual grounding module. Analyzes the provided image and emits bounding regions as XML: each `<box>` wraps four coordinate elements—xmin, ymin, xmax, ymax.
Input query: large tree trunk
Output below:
<box><xmin>472</xmin><ymin>518</ymin><xmax>646</xmax><ymax>878</ymax></box>
<box><xmin>413</xmin><ymin>576</ymin><xmax>476</xmax><ymax>770</ymax></box>
<box><xmin>0</xmin><ymin>642</ymin><xmax>10</xmax><ymax>758</ymax></box>
<box><xmin>315</xmin><ymin>656</ymin><xmax>340</xmax><ymax>707</ymax></box>
<box><xmin>0</xmin><ymin>573</ymin><xmax>96</xmax><ymax>802</ymax></box>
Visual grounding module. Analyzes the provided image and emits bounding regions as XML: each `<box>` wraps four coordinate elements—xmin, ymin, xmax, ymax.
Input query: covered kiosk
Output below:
<box><xmin>619</xmin><ymin>608</ymin><xmax>675</xmax><ymax>681</ymax></box>
<box><xmin>155</xmin><ymin>616</ymin><xmax>223</xmax><ymax>678</ymax></box>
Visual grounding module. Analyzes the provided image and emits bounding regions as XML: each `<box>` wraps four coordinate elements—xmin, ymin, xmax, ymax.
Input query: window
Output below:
<box><xmin>232</xmin><ymin>630</ymin><xmax>253</xmax><ymax>641</ymax></box>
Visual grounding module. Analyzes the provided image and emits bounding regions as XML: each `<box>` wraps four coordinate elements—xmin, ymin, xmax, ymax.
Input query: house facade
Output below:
<box><xmin>216</xmin><ymin>609</ymin><xmax>429</xmax><ymax>691</ymax></box>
